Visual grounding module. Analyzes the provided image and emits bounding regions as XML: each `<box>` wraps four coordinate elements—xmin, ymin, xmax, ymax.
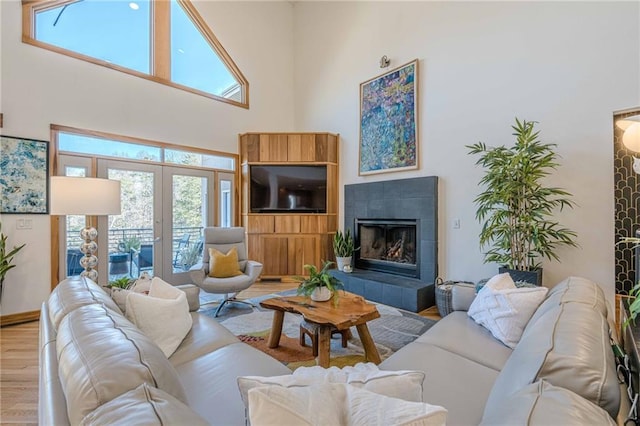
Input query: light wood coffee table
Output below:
<box><xmin>260</xmin><ymin>291</ymin><xmax>381</xmax><ymax>368</ymax></box>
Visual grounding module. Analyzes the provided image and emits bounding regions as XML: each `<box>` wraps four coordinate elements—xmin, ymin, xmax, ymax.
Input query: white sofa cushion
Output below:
<box><xmin>126</xmin><ymin>277</ymin><xmax>192</xmax><ymax>357</ymax></box>
<box><xmin>468</xmin><ymin>273</ymin><xmax>548</xmax><ymax>348</ymax></box>
<box><xmin>238</xmin><ymin>363</ymin><xmax>425</xmax><ymax>409</ymax></box>
<box><xmin>248</xmin><ymin>383</ymin><xmax>447</xmax><ymax>426</ymax></box>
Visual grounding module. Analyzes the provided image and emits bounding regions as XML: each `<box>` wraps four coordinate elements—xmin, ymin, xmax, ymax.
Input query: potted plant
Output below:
<box><xmin>296</xmin><ymin>260</ymin><xmax>344</xmax><ymax>302</ymax></box>
<box><xmin>179</xmin><ymin>243</ymin><xmax>202</xmax><ymax>271</ymax></box>
<box><xmin>467</xmin><ymin>118</ymin><xmax>578</xmax><ymax>285</ymax></box>
<box><xmin>333</xmin><ymin>229</ymin><xmax>356</xmax><ymax>272</ymax></box>
<box><xmin>0</xmin><ymin>222</ymin><xmax>26</xmax><ymax>303</ymax></box>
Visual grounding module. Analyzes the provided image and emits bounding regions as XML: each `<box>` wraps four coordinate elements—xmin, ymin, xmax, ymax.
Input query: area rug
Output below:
<box><xmin>199</xmin><ymin>291</ymin><xmax>437</xmax><ymax>370</ymax></box>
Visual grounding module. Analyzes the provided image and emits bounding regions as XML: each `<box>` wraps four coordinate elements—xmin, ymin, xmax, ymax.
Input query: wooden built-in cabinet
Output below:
<box><xmin>239</xmin><ymin>132</ymin><xmax>339</xmax><ymax>278</ymax></box>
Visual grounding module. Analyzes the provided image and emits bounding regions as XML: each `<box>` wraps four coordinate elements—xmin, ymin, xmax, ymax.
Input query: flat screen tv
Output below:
<box><xmin>250</xmin><ymin>165</ymin><xmax>327</xmax><ymax>213</ymax></box>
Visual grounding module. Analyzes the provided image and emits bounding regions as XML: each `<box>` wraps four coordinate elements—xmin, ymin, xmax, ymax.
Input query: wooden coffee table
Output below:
<box><xmin>260</xmin><ymin>291</ymin><xmax>381</xmax><ymax>368</ymax></box>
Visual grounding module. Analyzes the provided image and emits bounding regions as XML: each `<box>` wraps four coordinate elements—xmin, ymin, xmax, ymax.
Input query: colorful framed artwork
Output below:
<box><xmin>0</xmin><ymin>135</ymin><xmax>50</xmax><ymax>214</ymax></box>
<box><xmin>359</xmin><ymin>59</ymin><xmax>419</xmax><ymax>175</ymax></box>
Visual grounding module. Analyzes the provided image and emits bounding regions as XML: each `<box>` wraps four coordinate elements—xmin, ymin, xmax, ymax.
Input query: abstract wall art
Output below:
<box><xmin>0</xmin><ymin>135</ymin><xmax>49</xmax><ymax>214</ymax></box>
<box><xmin>359</xmin><ymin>59</ymin><xmax>419</xmax><ymax>175</ymax></box>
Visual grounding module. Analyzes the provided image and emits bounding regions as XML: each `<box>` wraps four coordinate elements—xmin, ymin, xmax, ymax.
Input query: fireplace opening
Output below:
<box><xmin>355</xmin><ymin>219</ymin><xmax>419</xmax><ymax>278</ymax></box>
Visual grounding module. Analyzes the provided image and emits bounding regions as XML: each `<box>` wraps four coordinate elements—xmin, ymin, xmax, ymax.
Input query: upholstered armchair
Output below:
<box><xmin>189</xmin><ymin>227</ymin><xmax>262</xmax><ymax>317</ymax></box>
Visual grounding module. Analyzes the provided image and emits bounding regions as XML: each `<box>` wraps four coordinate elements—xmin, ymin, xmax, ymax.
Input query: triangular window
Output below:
<box><xmin>23</xmin><ymin>0</ymin><xmax>248</xmax><ymax>108</ymax></box>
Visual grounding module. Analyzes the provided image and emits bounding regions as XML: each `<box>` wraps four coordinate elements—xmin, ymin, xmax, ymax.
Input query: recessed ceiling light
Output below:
<box><xmin>129</xmin><ymin>2</ymin><xmax>139</xmax><ymax>10</ymax></box>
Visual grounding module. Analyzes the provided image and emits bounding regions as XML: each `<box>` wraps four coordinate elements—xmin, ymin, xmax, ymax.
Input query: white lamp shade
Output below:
<box><xmin>616</xmin><ymin>114</ymin><xmax>640</xmax><ymax>131</ymax></box>
<box><xmin>50</xmin><ymin>176</ymin><xmax>121</xmax><ymax>216</ymax></box>
<box><xmin>623</xmin><ymin>122</ymin><xmax>640</xmax><ymax>153</ymax></box>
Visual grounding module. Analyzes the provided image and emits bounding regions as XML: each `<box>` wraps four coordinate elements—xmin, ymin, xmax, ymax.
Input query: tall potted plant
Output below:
<box><xmin>0</xmin><ymin>222</ymin><xmax>26</xmax><ymax>303</ymax></box>
<box><xmin>467</xmin><ymin>118</ymin><xmax>578</xmax><ymax>285</ymax></box>
<box><xmin>333</xmin><ymin>229</ymin><xmax>355</xmax><ymax>272</ymax></box>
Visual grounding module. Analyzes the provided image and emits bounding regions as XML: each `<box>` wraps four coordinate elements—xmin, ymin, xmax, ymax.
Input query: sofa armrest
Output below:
<box><xmin>176</xmin><ymin>284</ymin><xmax>200</xmax><ymax>311</ymax></box>
<box><xmin>451</xmin><ymin>283</ymin><xmax>476</xmax><ymax>312</ymax></box>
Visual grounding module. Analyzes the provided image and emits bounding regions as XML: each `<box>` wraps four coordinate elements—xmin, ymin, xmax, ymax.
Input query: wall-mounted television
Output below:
<box><xmin>250</xmin><ymin>165</ymin><xmax>327</xmax><ymax>213</ymax></box>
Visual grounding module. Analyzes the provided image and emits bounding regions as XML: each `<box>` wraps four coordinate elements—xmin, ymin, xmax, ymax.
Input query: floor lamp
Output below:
<box><xmin>50</xmin><ymin>176</ymin><xmax>121</xmax><ymax>282</ymax></box>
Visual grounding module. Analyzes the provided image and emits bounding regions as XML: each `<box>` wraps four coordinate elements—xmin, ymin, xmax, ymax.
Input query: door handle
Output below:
<box><xmin>153</xmin><ymin>237</ymin><xmax>161</xmax><ymax>243</ymax></box>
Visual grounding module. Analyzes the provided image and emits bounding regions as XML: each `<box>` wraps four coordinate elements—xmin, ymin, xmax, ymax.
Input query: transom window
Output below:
<box><xmin>57</xmin><ymin>128</ymin><xmax>235</xmax><ymax>171</ymax></box>
<box><xmin>23</xmin><ymin>0</ymin><xmax>248</xmax><ymax>108</ymax></box>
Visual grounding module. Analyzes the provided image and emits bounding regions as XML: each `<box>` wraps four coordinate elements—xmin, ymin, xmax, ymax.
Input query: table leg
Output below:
<box><xmin>356</xmin><ymin>323</ymin><xmax>381</xmax><ymax>364</ymax></box>
<box><xmin>317</xmin><ymin>325</ymin><xmax>332</xmax><ymax>368</ymax></box>
<box><xmin>267</xmin><ymin>311</ymin><xmax>285</xmax><ymax>348</ymax></box>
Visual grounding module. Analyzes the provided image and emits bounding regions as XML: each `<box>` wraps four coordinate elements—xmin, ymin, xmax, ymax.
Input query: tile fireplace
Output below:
<box><xmin>331</xmin><ymin>176</ymin><xmax>438</xmax><ymax>312</ymax></box>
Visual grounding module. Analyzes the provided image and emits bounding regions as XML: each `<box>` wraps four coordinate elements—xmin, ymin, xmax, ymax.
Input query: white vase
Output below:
<box><xmin>311</xmin><ymin>286</ymin><xmax>332</xmax><ymax>302</ymax></box>
<box><xmin>335</xmin><ymin>256</ymin><xmax>352</xmax><ymax>272</ymax></box>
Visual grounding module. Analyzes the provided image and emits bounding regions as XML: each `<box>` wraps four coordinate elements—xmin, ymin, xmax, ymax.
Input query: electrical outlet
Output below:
<box><xmin>16</xmin><ymin>219</ymin><xmax>33</xmax><ymax>230</ymax></box>
<box><xmin>453</xmin><ymin>218</ymin><xmax>461</xmax><ymax>229</ymax></box>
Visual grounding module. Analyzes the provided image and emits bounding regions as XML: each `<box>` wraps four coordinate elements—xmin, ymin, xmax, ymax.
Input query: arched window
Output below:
<box><xmin>23</xmin><ymin>0</ymin><xmax>249</xmax><ymax>108</ymax></box>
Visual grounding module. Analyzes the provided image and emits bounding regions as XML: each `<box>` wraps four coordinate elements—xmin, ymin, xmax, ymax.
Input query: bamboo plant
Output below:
<box><xmin>467</xmin><ymin>118</ymin><xmax>578</xmax><ymax>272</ymax></box>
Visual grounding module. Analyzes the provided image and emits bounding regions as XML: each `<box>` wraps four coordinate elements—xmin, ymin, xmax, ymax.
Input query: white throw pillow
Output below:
<box><xmin>468</xmin><ymin>273</ymin><xmax>548</xmax><ymax>349</ymax></box>
<box><xmin>238</xmin><ymin>363</ymin><xmax>425</xmax><ymax>410</ymax></box>
<box><xmin>248</xmin><ymin>383</ymin><xmax>447</xmax><ymax>426</ymax></box>
<box><xmin>126</xmin><ymin>277</ymin><xmax>192</xmax><ymax>357</ymax></box>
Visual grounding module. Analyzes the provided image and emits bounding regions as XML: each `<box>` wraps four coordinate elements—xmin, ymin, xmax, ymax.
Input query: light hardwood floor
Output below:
<box><xmin>0</xmin><ymin>280</ymin><xmax>440</xmax><ymax>425</ymax></box>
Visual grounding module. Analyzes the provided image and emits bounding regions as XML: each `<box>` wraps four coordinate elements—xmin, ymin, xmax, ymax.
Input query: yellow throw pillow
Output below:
<box><xmin>208</xmin><ymin>247</ymin><xmax>243</xmax><ymax>278</ymax></box>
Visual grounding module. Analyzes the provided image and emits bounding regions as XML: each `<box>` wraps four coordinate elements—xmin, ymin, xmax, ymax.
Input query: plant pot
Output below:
<box><xmin>335</xmin><ymin>256</ymin><xmax>352</xmax><ymax>272</ymax></box>
<box><xmin>310</xmin><ymin>286</ymin><xmax>332</xmax><ymax>302</ymax></box>
<box><xmin>499</xmin><ymin>266</ymin><xmax>543</xmax><ymax>286</ymax></box>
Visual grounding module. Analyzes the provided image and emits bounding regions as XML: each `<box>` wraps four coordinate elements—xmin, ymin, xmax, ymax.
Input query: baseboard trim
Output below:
<box><xmin>1</xmin><ymin>310</ymin><xmax>40</xmax><ymax>327</ymax></box>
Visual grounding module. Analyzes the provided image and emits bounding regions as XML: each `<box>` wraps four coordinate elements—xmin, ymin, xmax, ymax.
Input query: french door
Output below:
<box><xmin>58</xmin><ymin>155</ymin><xmax>234</xmax><ymax>286</ymax></box>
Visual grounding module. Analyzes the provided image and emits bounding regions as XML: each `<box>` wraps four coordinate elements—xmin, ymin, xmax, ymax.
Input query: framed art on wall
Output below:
<box><xmin>359</xmin><ymin>59</ymin><xmax>419</xmax><ymax>176</ymax></box>
<box><xmin>0</xmin><ymin>135</ymin><xmax>49</xmax><ymax>214</ymax></box>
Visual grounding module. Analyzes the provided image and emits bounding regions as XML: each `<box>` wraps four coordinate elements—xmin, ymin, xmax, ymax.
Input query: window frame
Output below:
<box><xmin>22</xmin><ymin>0</ymin><xmax>249</xmax><ymax>108</ymax></box>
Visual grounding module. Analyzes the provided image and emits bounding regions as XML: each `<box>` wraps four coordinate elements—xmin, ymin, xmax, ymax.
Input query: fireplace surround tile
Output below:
<box><xmin>342</xmin><ymin>176</ymin><xmax>438</xmax><ymax>312</ymax></box>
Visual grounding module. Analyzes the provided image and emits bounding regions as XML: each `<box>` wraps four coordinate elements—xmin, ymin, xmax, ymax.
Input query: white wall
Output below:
<box><xmin>0</xmin><ymin>0</ymin><xmax>295</xmax><ymax>316</ymax></box>
<box><xmin>292</xmin><ymin>1</ymin><xmax>640</xmax><ymax>308</ymax></box>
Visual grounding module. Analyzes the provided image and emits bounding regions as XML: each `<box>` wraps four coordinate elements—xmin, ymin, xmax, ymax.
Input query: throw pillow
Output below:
<box><xmin>238</xmin><ymin>363</ymin><xmax>425</xmax><ymax>410</ymax></box>
<box><xmin>126</xmin><ymin>277</ymin><xmax>193</xmax><ymax>357</ymax></box>
<box><xmin>467</xmin><ymin>273</ymin><xmax>548</xmax><ymax>349</ymax></box>
<box><xmin>248</xmin><ymin>383</ymin><xmax>447</xmax><ymax>426</ymax></box>
<box><xmin>208</xmin><ymin>247</ymin><xmax>243</xmax><ymax>278</ymax></box>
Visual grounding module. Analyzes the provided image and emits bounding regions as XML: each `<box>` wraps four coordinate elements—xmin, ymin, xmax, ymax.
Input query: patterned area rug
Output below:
<box><xmin>199</xmin><ymin>291</ymin><xmax>436</xmax><ymax>370</ymax></box>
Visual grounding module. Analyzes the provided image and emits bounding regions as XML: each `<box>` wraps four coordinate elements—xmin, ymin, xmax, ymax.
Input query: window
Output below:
<box><xmin>24</xmin><ymin>0</ymin><xmax>248</xmax><ymax>108</ymax></box>
<box><xmin>57</xmin><ymin>128</ymin><xmax>235</xmax><ymax>171</ymax></box>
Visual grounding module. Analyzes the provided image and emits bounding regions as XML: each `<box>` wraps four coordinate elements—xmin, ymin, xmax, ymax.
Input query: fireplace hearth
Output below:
<box><xmin>356</xmin><ymin>219</ymin><xmax>419</xmax><ymax>278</ymax></box>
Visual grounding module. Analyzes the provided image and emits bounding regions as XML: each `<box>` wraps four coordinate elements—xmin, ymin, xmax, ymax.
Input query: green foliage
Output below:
<box><xmin>333</xmin><ymin>229</ymin><xmax>356</xmax><ymax>257</ymax></box>
<box><xmin>466</xmin><ymin>118</ymin><xmax>578</xmax><ymax>271</ymax></box>
<box><xmin>179</xmin><ymin>243</ymin><xmax>202</xmax><ymax>271</ymax></box>
<box><xmin>118</xmin><ymin>236</ymin><xmax>141</xmax><ymax>252</ymax></box>
<box><xmin>296</xmin><ymin>260</ymin><xmax>344</xmax><ymax>297</ymax></box>
<box><xmin>108</xmin><ymin>277</ymin><xmax>135</xmax><ymax>289</ymax></box>
<box><xmin>0</xmin><ymin>222</ymin><xmax>26</xmax><ymax>285</ymax></box>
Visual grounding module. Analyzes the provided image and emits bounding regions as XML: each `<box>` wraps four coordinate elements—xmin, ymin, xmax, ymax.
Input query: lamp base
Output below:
<box><xmin>78</xmin><ymin>226</ymin><xmax>99</xmax><ymax>282</ymax></box>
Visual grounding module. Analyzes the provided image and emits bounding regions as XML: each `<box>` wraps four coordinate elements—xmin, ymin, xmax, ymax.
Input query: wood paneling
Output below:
<box><xmin>326</xmin><ymin>164</ymin><xmax>338</xmax><ymax>214</ymax></box>
<box><xmin>240</xmin><ymin>132</ymin><xmax>339</xmax><ymax>278</ymax></box>
<box><xmin>301</xmin><ymin>215</ymin><xmax>328</xmax><ymax>234</ymax></box>
<box><xmin>262</xmin><ymin>236</ymin><xmax>289</xmax><ymax>276</ymax></box>
<box><xmin>275</xmin><ymin>215</ymin><xmax>300</xmax><ymax>234</ymax></box>
<box><xmin>288</xmin><ymin>236</ymin><xmax>319</xmax><ymax>275</ymax></box>
<box><xmin>247</xmin><ymin>215</ymin><xmax>274</xmax><ymax>233</ymax></box>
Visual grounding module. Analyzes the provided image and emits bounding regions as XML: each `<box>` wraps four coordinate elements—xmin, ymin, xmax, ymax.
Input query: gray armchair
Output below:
<box><xmin>189</xmin><ymin>227</ymin><xmax>262</xmax><ymax>317</ymax></box>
